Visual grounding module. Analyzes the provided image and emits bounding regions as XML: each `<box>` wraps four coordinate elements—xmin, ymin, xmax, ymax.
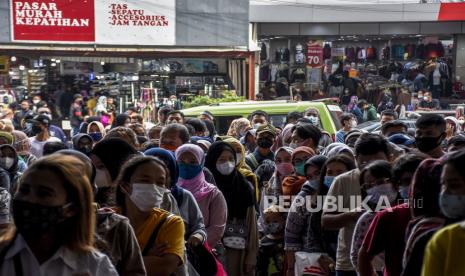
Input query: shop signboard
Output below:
<box><xmin>307</xmin><ymin>43</ymin><xmax>323</xmax><ymax>68</ymax></box>
<box><xmin>94</xmin><ymin>0</ymin><xmax>175</xmax><ymax>45</ymax></box>
<box><xmin>10</xmin><ymin>0</ymin><xmax>95</xmax><ymax>42</ymax></box>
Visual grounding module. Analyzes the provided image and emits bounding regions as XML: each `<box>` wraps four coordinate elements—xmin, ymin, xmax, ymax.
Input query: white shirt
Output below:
<box><xmin>0</xmin><ymin>234</ymin><xmax>118</xmax><ymax>276</ymax></box>
<box><xmin>29</xmin><ymin>136</ymin><xmax>61</xmax><ymax>158</ymax></box>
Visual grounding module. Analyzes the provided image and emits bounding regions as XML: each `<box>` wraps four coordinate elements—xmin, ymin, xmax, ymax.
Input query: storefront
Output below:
<box><xmin>0</xmin><ymin>0</ymin><xmax>253</xmax><ymax>118</ymax></box>
<box><xmin>251</xmin><ymin>2</ymin><xmax>465</xmax><ymax>106</ymax></box>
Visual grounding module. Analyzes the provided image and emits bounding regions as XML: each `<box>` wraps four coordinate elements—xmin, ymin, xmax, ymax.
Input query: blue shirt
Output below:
<box><xmin>336</xmin><ymin>130</ymin><xmax>346</xmax><ymax>144</ymax></box>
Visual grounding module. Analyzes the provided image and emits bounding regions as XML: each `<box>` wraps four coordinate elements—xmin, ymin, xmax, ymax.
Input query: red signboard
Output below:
<box><xmin>11</xmin><ymin>0</ymin><xmax>95</xmax><ymax>42</ymax></box>
<box><xmin>438</xmin><ymin>3</ymin><xmax>465</xmax><ymax>21</ymax></box>
<box><xmin>307</xmin><ymin>44</ymin><xmax>323</xmax><ymax>68</ymax></box>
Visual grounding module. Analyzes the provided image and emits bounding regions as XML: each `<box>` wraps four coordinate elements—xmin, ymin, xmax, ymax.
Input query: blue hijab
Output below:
<box><xmin>144</xmin><ymin>148</ymin><xmax>183</xmax><ymax>206</ymax></box>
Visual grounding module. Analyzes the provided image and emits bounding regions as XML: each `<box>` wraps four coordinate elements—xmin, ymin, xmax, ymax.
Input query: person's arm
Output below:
<box><xmin>118</xmin><ymin>217</ymin><xmax>147</xmax><ymax>276</ymax></box>
<box><xmin>350</xmin><ymin>213</ymin><xmax>370</xmax><ymax>270</ymax></box>
<box><xmin>143</xmin><ymin>254</ymin><xmax>181</xmax><ymax>276</ymax></box>
<box><xmin>184</xmin><ymin>192</ymin><xmax>207</xmax><ymax>246</ymax></box>
<box><xmin>244</xmin><ymin>206</ymin><xmax>259</xmax><ymax>274</ymax></box>
<box><xmin>284</xmin><ymin>198</ymin><xmax>307</xmax><ymax>275</ymax></box>
<box><xmin>206</xmin><ymin>190</ymin><xmax>227</xmax><ymax>247</ymax></box>
<box><xmin>358</xmin><ymin>244</ymin><xmax>376</xmax><ymax>276</ymax></box>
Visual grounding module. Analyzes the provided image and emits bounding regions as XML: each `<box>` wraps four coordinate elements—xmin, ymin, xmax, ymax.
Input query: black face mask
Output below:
<box><xmin>415</xmin><ymin>134</ymin><xmax>443</xmax><ymax>153</ymax></box>
<box><xmin>257</xmin><ymin>137</ymin><xmax>273</xmax><ymax>149</ymax></box>
<box><xmin>12</xmin><ymin>199</ymin><xmax>69</xmax><ymax>239</ymax></box>
<box><xmin>31</xmin><ymin>125</ymin><xmax>42</xmax><ymax>136</ymax></box>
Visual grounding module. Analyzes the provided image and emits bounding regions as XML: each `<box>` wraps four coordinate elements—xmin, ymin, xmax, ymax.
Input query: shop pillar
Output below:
<box><xmin>456</xmin><ymin>34</ymin><xmax>465</xmax><ymax>83</ymax></box>
<box><xmin>248</xmin><ymin>52</ymin><xmax>256</xmax><ymax>100</ymax></box>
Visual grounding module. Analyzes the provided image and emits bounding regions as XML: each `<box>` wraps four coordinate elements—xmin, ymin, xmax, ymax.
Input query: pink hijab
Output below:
<box><xmin>175</xmin><ymin>144</ymin><xmax>216</xmax><ymax>201</ymax></box>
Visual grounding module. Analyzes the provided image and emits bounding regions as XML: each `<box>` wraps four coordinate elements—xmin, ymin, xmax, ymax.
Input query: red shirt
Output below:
<box><xmin>362</xmin><ymin>203</ymin><xmax>411</xmax><ymax>276</ymax></box>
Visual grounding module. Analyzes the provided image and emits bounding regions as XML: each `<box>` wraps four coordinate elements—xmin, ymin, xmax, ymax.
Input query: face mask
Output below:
<box><xmin>415</xmin><ymin>135</ymin><xmax>443</xmax><ymax>153</ymax></box>
<box><xmin>294</xmin><ymin>162</ymin><xmax>306</xmax><ymax>176</ymax></box>
<box><xmin>306</xmin><ymin>116</ymin><xmax>319</xmax><ymax>126</ymax></box>
<box><xmin>399</xmin><ymin>185</ymin><xmax>410</xmax><ymax>200</ymax></box>
<box><xmin>0</xmin><ymin>157</ymin><xmax>15</xmax><ymax>170</ymax></box>
<box><xmin>306</xmin><ymin>179</ymin><xmax>319</xmax><ymax>190</ymax></box>
<box><xmin>239</xmin><ymin>130</ymin><xmax>247</xmax><ymax>137</ymax></box>
<box><xmin>253</xmin><ymin>123</ymin><xmax>263</xmax><ymax>129</ymax></box>
<box><xmin>257</xmin><ymin>137</ymin><xmax>273</xmax><ymax>149</ymax></box>
<box><xmin>216</xmin><ymin>161</ymin><xmax>235</xmax><ymax>176</ymax></box>
<box><xmin>32</xmin><ymin>99</ymin><xmax>40</xmax><ymax>104</ymax></box>
<box><xmin>276</xmin><ymin>162</ymin><xmax>294</xmax><ymax>176</ymax></box>
<box><xmin>366</xmin><ymin>183</ymin><xmax>397</xmax><ymax>204</ymax></box>
<box><xmin>324</xmin><ymin>176</ymin><xmax>335</xmax><ymax>189</ymax></box>
<box><xmin>439</xmin><ymin>191</ymin><xmax>465</xmax><ymax>219</ymax></box>
<box><xmin>351</xmin><ymin>120</ymin><xmax>357</xmax><ymax>128</ymax></box>
<box><xmin>89</xmin><ymin>132</ymin><xmax>103</xmax><ymax>142</ymax></box>
<box><xmin>130</xmin><ymin>183</ymin><xmax>166</xmax><ymax>212</ymax></box>
<box><xmin>31</xmin><ymin>125</ymin><xmax>42</xmax><ymax>136</ymax></box>
<box><xmin>264</xmin><ymin>222</ymin><xmax>284</xmax><ymax>234</ymax></box>
<box><xmin>95</xmin><ymin>168</ymin><xmax>112</xmax><ymax>188</ymax></box>
<box><xmin>423</xmin><ymin>96</ymin><xmax>429</xmax><ymax>101</ymax></box>
<box><xmin>13</xmin><ymin>199</ymin><xmax>71</xmax><ymax>239</ymax></box>
<box><xmin>41</xmin><ymin>113</ymin><xmax>52</xmax><ymax>120</ymax></box>
<box><xmin>179</xmin><ymin>163</ymin><xmax>203</xmax><ymax>180</ymax></box>
<box><xmin>235</xmin><ymin>153</ymin><xmax>242</xmax><ymax>166</ymax></box>
<box><xmin>161</xmin><ymin>144</ymin><xmax>178</xmax><ymax>152</ymax></box>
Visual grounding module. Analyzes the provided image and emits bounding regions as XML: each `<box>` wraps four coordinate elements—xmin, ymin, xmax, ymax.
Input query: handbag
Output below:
<box><xmin>294</xmin><ymin>252</ymin><xmax>335</xmax><ymax>276</ymax></box>
<box><xmin>222</xmin><ymin>219</ymin><xmax>248</xmax><ymax>250</ymax></box>
<box><xmin>186</xmin><ymin>244</ymin><xmax>218</xmax><ymax>276</ymax></box>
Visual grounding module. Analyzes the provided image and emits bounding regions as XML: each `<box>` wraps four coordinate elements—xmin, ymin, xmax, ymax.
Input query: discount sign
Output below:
<box><xmin>307</xmin><ymin>44</ymin><xmax>323</xmax><ymax>68</ymax></box>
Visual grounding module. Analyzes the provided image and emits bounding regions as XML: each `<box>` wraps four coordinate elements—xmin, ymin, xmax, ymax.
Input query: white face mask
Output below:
<box><xmin>130</xmin><ymin>183</ymin><xmax>167</xmax><ymax>212</ymax></box>
<box><xmin>253</xmin><ymin>123</ymin><xmax>263</xmax><ymax>129</ymax></box>
<box><xmin>95</xmin><ymin>168</ymin><xmax>112</xmax><ymax>188</ymax></box>
<box><xmin>32</xmin><ymin>99</ymin><xmax>40</xmax><ymax>104</ymax></box>
<box><xmin>216</xmin><ymin>161</ymin><xmax>235</xmax><ymax>176</ymax></box>
<box><xmin>0</xmin><ymin>157</ymin><xmax>14</xmax><ymax>170</ymax></box>
<box><xmin>366</xmin><ymin>183</ymin><xmax>397</xmax><ymax>204</ymax></box>
<box><xmin>235</xmin><ymin>153</ymin><xmax>242</xmax><ymax>166</ymax></box>
<box><xmin>351</xmin><ymin>120</ymin><xmax>358</xmax><ymax>128</ymax></box>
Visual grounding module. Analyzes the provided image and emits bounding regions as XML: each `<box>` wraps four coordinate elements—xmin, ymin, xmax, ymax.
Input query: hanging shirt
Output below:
<box><xmin>433</xmin><ymin>69</ymin><xmax>441</xmax><ymax>86</ymax></box>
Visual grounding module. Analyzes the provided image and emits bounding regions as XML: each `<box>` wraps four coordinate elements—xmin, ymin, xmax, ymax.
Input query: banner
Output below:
<box><xmin>95</xmin><ymin>0</ymin><xmax>175</xmax><ymax>45</ymax></box>
<box><xmin>11</xmin><ymin>0</ymin><xmax>95</xmax><ymax>42</ymax></box>
<box><xmin>307</xmin><ymin>44</ymin><xmax>323</xmax><ymax>68</ymax></box>
<box><xmin>10</xmin><ymin>0</ymin><xmax>176</xmax><ymax>45</ymax></box>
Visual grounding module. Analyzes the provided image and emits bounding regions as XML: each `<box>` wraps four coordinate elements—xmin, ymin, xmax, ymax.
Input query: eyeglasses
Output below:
<box><xmin>361</xmin><ymin>178</ymin><xmax>391</xmax><ymax>190</ymax></box>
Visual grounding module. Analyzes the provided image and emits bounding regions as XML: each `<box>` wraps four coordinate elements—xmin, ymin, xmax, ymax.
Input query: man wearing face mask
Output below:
<box><xmin>249</xmin><ymin>110</ymin><xmax>269</xmax><ymax>130</ymax></box>
<box><xmin>414</xmin><ymin>114</ymin><xmax>446</xmax><ymax>158</ymax></box>
<box><xmin>13</xmin><ymin>99</ymin><xmax>34</xmax><ymax>130</ymax></box>
<box><xmin>38</xmin><ymin>107</ymin><xmax>67</xmax><ymax>144</ymax></box>
<box><xmin>245</xmin><ymin>124</ymin><xmax>277</xmax><ymax>172</ymax></box>
<box><xmin>27</xmin><ymin>115</ymin><xmax>61</xmax><ymax>158</ymax></box>
<box><xmin>303</xmin><ymin>107</ymin><xmax>320</xmax><ymax>128</ymax></box>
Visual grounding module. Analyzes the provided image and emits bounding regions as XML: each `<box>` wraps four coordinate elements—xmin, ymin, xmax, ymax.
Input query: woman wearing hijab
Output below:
<box><xmin>175</xmin><ymin>144</ymin><xmax>227</xmax><ymax>248</ymax></box>
<box><xmin>88</xmin><ymin>120</ymin><xmax>107</xmax><ymax>142</ymax></box>
<box><xmin>282</xmin><ymin>146</ymin><xmax>315</xmax><ymax>196</ymax></box>
<box><xmin>203</xmin><ymin>119</ymin><xmax>217</xmax><ymax>141</ymax></box>
<box><xmin>224</xmin><ymin>137</ymin><xmax>260</xmax><ymax>202</ymax></box>
<box><xmin>72</xmin><ymin>133</ymin><xmax>94</xmax><ymax>156</ymax></box>
<box><xmin>145</xmin><ymin>147</ymin><xmax>207</xmax><ymax>246</ymax></box>
<box><xmin>90</xmin><ymin>138</ymin><xmax>138</xmax><ymax>207</ymax></box>
<box><xmin>0</xmin><ymin>145</ymin><xmax>21</xmax><ymax>193</ymax></box>
<box><xmin>205</xmin><ymin>141</ymin><xmax>258</xmax><ymax>276</ymax></box>
<box><xmin>96</xmin><ymin>96</ymin><xmax>111</xmax><ymax>126</ymax></box>
<box><xmin>265</xmin><ymin>147</ymin><xmax>294</xmax><ymax>205</ymax></box>
<box><xmin>227</xmin><ymin>118</ymin><xmax>252</xmax><ymax>139</ymax></box>
<box><xmin>12</xmin><ymin>130</ymin><xmax>35</xmax><ymax>170</ymax></box>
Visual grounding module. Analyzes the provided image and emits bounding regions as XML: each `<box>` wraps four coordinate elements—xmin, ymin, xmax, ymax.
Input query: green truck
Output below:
<box><xmin>182</xmin><ymin>100</ymin><xmax>342</xmax><ymax>138</ymax></box>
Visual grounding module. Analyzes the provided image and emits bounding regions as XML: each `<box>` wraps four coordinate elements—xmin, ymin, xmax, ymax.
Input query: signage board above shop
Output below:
<box><xmin>10</xmin><ymin>0</ymin><xmax>176</xmax><ymax>45</ymax></box>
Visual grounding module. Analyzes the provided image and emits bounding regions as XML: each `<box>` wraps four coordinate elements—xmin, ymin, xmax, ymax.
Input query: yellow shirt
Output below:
<box><xmin>135</xmin><ymin>208</ymin><xmax>185</xmax><ymax>264</ymax></box>
<box><xmin>87</xmin><ymin>98</ymin><xmax>97</xmax><ymax>115</ymax></box>
<box><xmin>422</xmin><ymin>222</ymin><xmax>465</xmax><ymax>276</ymax></box>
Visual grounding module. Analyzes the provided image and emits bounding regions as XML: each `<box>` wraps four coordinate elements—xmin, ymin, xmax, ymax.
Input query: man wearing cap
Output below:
<box><xmin>70</xmin><ymin>94</ymin><xmax>84</xmax><ymax>137</ymax></box>
<box><xmin>28</xmin><ymin>115</ymin><xmax>61</xmax><ymax>158</ymax></box>
<box><xmin>245</xmin><ymin>124</ymin><xmax>277</xmax><ymax>172</ymax></box>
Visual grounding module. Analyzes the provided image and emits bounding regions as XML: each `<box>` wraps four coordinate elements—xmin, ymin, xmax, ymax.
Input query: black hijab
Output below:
<box><xmin>112</xmin><ymin>114</ymin><xmax>129</xmax><ymax>129</ymax></box>
<box><xmin>205</xmin><ymin>141</ymin><xmax>254</xmax><ymax>219</ymax></box>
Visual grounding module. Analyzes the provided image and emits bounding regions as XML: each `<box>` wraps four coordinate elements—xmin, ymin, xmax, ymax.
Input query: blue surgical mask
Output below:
<box><xmin>399</xmin><ymin>185</ymin><xmax>410</xmax><ymax>200</ymax></box>
<box><xmin>294</xmin><ymin>162</ymin><xmax>305</xmax><ymax>176</ymax></box>
<box><xmin>178</xmin><ymin>163</ymin><xmax>203</xmax><ymax>180</ymax></box>
<box><xmin>89</xmin><ymin>132</ymin><xmax>103</xmax><ymax>142</ymax></box>
<box><xmin>324</xmin><ymin>176</ymin><xmax>335</xmax><ymax>189</ymax></box>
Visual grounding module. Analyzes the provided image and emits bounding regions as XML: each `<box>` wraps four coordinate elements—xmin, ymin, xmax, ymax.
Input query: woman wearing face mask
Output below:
<box><xmin>265</xmin><ymin>147</ymin><xmax>294</xmax><ymax>204</ymax></box>
<box><xmin>57</xmin><ymin>149</ymin><xmax>146</xmax><ymax>276</ymax></box>
<box><xmin>116</xmin><ymin>155</ymin><xmax>185</xmax><ymax>276</ymax></box>
<box><xmin>90</xmin><ymin>138</ymin><xmax>138</xmax><ymax>207</ymax></box>
<box><xmin>88</xmin><ymin>121</ymin><xmax>106</xmax><ymax>143</ymax></box>
<box><xmin>422</xmin><ymin>150</ymin><xmax>465</xmax><ymax>276</ymax></box>
<box><xmin>400</xmin><ymin>159</ymin><xmax>444</xmax><ymax>276</ymax></box>
<box><xmin>0</xmin><ymin>155</ymin><xmax>118</xmax><ymax>275</ymax></box>
<box><xmin>205</xmin><ymin>141</ymin><xmax>258</xmax><ymax>276</ymax></box>
<box><xmin>72</xmin><ymin>134</ymin><xmax>94</xmax><ymax>156</ymax></box>
<box><xmin>175</xmin><ymin>144</ymin><xmax>227</xmax><ymax>248</ymax></box>
<box><xmin>12</xmin><ymin>130</ymin><xmax>37</xmax><ymax>167</ymax></box>
<box><xmin>351</xmin><ymin>160</ymin><xmax>397</xmax><ymax>273</ymax></box>
<box><xmin>224</xmin><ymin>137</ymin><xmax>260</xmax><ymax>202</ymax></box>
<box><xmin>303</xmin><ymin>155</ymin><xmax>328</xmax><ymax>192</ymax></box>
<box><xmin>285</xmin><ymin>154</ymin><xmax>355</xmax><ymax>275</ymax></box>
<box><xmin>282</xmin><ymin>146</ymin><xmax>315</xmax><ymax>196</ymax></box>
<box><xmin>0</xmin><ymin>144</ymin><xmax>22</xmax><ymax>194</ymax></box>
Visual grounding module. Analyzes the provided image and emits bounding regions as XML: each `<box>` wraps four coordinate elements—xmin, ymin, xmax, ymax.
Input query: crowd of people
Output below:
<box><xmin>0</xmin><ymin>94</ymin><xmax>465</xmax><ymax>276</ymax></box>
